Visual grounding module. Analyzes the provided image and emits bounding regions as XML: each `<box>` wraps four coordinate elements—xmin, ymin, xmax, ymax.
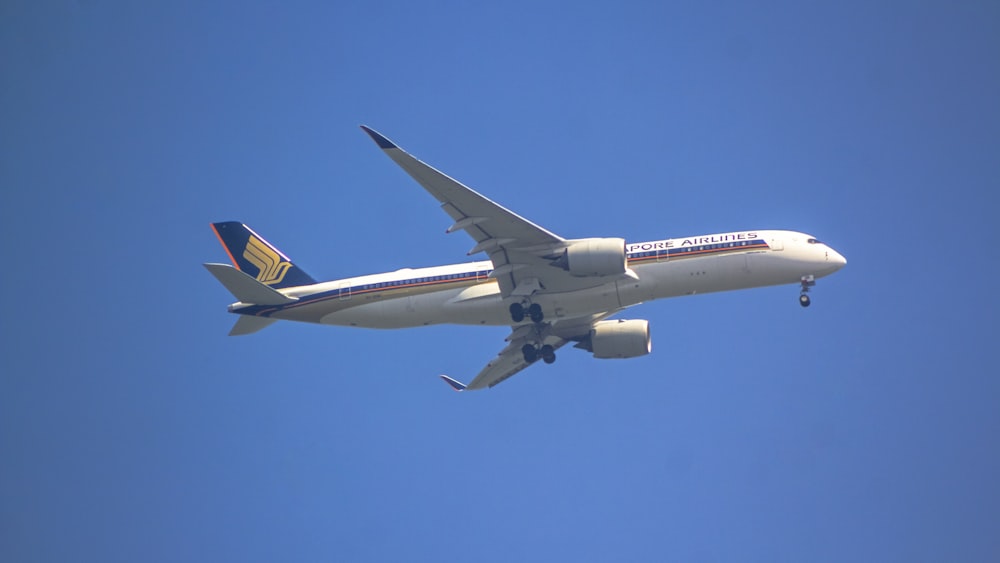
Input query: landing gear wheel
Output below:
<box><xmin>509</xmin><ymin>303</ymin><xmax>525</xmax><ymax>323</ymax></box>
<box><xmin>521</xmin><ymin>343</ymin><xmax>538</xmax><ymax>363</ymax></box>
<box><xmin>540</xmin><ymin>344</ymin><xmax>556</xmax><ymax>364</ymax></box>
<box><xmin>798</xmin><ymin>275</ymin><xmax>816</xmax><ymax>308</ymax></box>
<box><xmin>527</xmin><ymin>303</ymin><xmax>544</xmax><ymax>324</ymax></box>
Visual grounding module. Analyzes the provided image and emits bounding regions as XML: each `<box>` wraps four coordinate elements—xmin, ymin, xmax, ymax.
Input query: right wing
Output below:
<box><xmin>461</xmin><ymin>333</ymin><xmax>571</xmax><ymax>391</ymax></box>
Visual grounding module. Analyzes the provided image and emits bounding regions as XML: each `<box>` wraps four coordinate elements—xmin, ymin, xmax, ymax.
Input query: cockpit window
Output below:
<box><xmin>807</xmin><ymin>238</ymin><xmax>821</xmax><ymax>244</ymax></box>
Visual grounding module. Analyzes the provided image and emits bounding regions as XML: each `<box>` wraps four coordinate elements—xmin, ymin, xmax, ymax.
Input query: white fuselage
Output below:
<box><xmin>232</xmin><ymin>229</ymin><xmax>846</xmax><ymax>329</ymax></box>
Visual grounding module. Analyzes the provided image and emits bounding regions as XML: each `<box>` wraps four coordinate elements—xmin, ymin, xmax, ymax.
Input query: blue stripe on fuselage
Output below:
<box><xmin>626</xmin><ymin>239</ymin><xmax>769</xmax><ymax>264</ymax></box>
<box><xmin>235</xmin><ymin>270</ymin><xmax>493</xmax><ymax>317</ymax></box>
<box><xmin>235</xmin><ymin>239</ymin><xmax>772</xmax><ymax>317</ymax></box>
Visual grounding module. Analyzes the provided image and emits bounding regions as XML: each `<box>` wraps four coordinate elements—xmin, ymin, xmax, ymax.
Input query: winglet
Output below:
<box><xmin>360</xmin><ymin>125</ymin><xmax>397</xmax><ymax>149</ymax></box>
<box><xmin>439</xmin><ymin>375</ymin><xmax>467</xmax><ymax>392</ymax></box>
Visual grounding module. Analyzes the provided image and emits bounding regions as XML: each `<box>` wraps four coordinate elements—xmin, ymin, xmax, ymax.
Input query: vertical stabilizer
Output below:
<box><xmin>210</xmin><ymin>222</ymin><xmax>317</xmax><ymax>289</ymax></box>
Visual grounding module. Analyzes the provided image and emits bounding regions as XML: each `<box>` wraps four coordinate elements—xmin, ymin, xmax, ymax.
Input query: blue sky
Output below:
<box><xmin>2</xmin><ymin>1</ymin><xmax>998</xmax><ymax>561</ymax></box>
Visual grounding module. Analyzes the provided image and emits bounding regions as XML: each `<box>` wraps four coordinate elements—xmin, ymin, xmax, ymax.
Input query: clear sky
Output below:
<box><xmin>2</xmin><ymin>1</ymin><xmax>998</xmax><ymax>561</ymax></box>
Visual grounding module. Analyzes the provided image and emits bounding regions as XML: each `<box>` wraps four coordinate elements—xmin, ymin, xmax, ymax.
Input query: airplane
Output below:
<box><xmin>205</xmin><ymin>126</ymin><xmax>847</xmax><ymax>391</ymax></box>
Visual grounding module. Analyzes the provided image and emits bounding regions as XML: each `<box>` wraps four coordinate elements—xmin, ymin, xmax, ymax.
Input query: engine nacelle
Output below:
<box><xmin>557</xmin><ymin>237</ymin><xmax>627</xmax><ymax>277</ymax></box>
<box><xmin>588</xmin><ymin>319</ymin><xmax>651</xmax><ymax>359</ymax></box>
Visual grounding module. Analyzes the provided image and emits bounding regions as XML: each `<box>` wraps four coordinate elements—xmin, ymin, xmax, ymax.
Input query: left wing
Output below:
<box><xmin>359</xmin><ymin>127</ymin><xmax>632</xmax><ymax>390</ymax></box>
<box><xmin>360</xmin><ymin>126</ymin><xmax>563</xmax><ymax>248</ymax></box>
<box><xmin>441</xmin><ymin>314</ymin><xmax>613</xmax><ymax>391</ymax></box>
<box><xmin>360</xmin><ymin>126</ymin><xmax>622</xmax><ymax>297</ymax></box>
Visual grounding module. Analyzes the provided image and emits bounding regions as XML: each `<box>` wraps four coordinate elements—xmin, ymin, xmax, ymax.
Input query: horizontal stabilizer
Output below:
<box><xmin>439</xmin><ymin>375</ymin><xmax>467</xmax><ymax>392</ymax></box>
<box><xmin>229</xmin><ymin>315</ymin><xmax>278</xmax><ymax>336</ymax></box>
<box><xmin>204</xmin><ymin>263</ymin><xmax>298</xmax><ymax>305</ymax></box>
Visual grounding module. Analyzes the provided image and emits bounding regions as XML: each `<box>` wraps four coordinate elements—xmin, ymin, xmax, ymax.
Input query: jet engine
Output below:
<box><xmin>554</xmin><ymin>237</ymin><xmax>627</xmax><ymax>277</ymax></box>
<box><xmin>587</xmin><ymin>319</ymin><xmax>651</xmax><ymax>359</ymax></box>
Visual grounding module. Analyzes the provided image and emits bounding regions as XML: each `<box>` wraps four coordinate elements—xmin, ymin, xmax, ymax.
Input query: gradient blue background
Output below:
<box><xmin>2</xmin><ymin>2</ymin><xmax>998</xmax><ymax>561</ymax></box>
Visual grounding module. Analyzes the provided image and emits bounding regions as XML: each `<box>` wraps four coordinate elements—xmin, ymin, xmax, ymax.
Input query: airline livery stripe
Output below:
<box><xmin>339</xmin><ymin>274</ymin><xmax>486</xmax><ymax>299</ymax></box>
<box><xmin>241</xmin><ymin>239</ymin><xmax>772</xmax><ymax>317</ymax></box>
<box><xmin>248</xmin><ymin>272</ymin><xmax>492</xmax><ymax>316</ymax></box>
<box><xmin>211</xmin><ymin>223</ymin><xmax>241</xmax><ymax>270</ymax></box>
<box><xmin>627</xmin><ymin>240</ymin><xmax>769</xmax><ymax>263</ymax></box>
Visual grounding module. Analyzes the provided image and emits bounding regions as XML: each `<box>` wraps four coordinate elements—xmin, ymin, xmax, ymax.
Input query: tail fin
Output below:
<box><xmin>210</xmin><ymin>222</ymin><xmax>317</xmax><ymax>289</ymax></box>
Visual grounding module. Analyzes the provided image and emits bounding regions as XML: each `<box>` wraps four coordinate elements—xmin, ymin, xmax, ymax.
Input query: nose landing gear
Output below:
<box><xmin>799</xmin><ymin>275</ymin><xmax>815</xmax><ymax>307</ymax></box>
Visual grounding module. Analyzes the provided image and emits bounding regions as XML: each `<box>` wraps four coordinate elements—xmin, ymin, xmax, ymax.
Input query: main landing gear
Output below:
<box><xmin>509</xmin><ymin>301</ymin><xmax>544</xmax><ymax>324</ymax></box>
<box><xmin>512</xmin><ymin>301</ymin><xmax>556</xmax><ymax>364</ymax></box>
<box><xmin>522</xmin><ymin>343</ymin><xmax>556</xmax><ymax>364</ymax></box>
<box><xmin>799</xmin><ymin>275</ymin><xmax>815</xmax><ymax>307</ymax></box>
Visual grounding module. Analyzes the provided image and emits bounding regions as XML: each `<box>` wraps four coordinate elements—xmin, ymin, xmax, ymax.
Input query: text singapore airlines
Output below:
<box><xmin>204</xmin><ymin>127</ymin><xmax>847</xmax><ymax>391</ymax></box>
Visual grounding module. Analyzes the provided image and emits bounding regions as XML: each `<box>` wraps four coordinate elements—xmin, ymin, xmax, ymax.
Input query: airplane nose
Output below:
<box><xmin>829</xmin><ymin>248</ymin><xmax>847</xmax><ymax>270</ymax></box>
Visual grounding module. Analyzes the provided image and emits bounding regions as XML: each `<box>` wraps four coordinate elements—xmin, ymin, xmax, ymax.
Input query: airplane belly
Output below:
<box><xmin>318</xmin><ymin>295</ymin><xmax>434</xmax><ymax>329</ymax></box>
<box><xmin>319</xmin><ymin>283</ymin><xmax>511</xmax><ymax>328</ymax></box>
<box><xmin>650</xmin><ymin>256</ymin><xmax>742</xmax><ymax>297</ymax></box>
<box><xmin>535</xmin><ymin>283</ymin><xmax>624</xmax><ymax>319</ymax></box>
<box><xmin>615</xmin><ymin>275</ymin><xmax>657</xmax><ymax>308</ymax></box>
<box><xmin>648</xmin><ymin>252</ymin><xmax>811</xmax><ymax>298</ymax></box>
<box><xmin>319</xmin><ymin>298</ymin><xmax>401</xmax><ymax>328</ymax></box>
<box><xmin>442</xmin><ymin>290</ymin><xmax>510</xmax><ymax>325</ymax></box>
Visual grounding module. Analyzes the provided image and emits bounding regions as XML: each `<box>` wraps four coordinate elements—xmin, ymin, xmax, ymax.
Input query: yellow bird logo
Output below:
<box><xmin>243</xmin><ymin>235</ymin><xmax>292</xmax><ymax>285</ymax></box>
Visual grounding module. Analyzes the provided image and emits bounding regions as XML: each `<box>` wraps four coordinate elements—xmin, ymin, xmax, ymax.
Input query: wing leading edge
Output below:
<box><xmin>361</xmin><ymin>126</ymin><xmax>600</xmax><ymax>298</ymax></box>
<box><xmin>359</xmin><ymin>127</ymin><xmax>626</xmax><ymax>391</ymax></box>
<box><xmin>360</xmin><ymin>126</ymin><xmax>563</xmax><ymax>249</ymax></box>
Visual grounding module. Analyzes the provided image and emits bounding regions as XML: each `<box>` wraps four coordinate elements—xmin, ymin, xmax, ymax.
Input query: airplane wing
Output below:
<box><xmin>442</xmin><ymin>314</ymin><xmax>614</xmax><ymax>391</ymax></box>
<box><xmin>361</xmin><ymin>126</ymin><xmax>620</xmax><ymax>297</ymax></box>
<box><xmin>460</xmin><ymin>333</ymin><xmax>571</xmax><ymax>391</ymax></box>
